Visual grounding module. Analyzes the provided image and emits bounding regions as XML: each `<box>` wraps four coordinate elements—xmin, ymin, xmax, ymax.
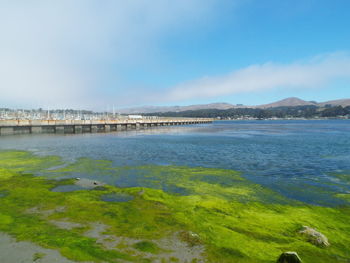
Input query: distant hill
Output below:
<box><xmin>318</xmin><ymin>99</ymin><xmax>350</xmax><ymax>107</ymax></box>
<box><xmin>118</xmin><ymin>103</ymin><xmax>239</xmax><ymax>114</ymax></box>
<box><xmin>256</xmin><ymin>97</ymin><xmax>316</xmax><ymax>109</ymax></box>
<box><xmin>119</xmin><ymin>97</ymin><xmax>350</xmax><ymax>114</ymax></box>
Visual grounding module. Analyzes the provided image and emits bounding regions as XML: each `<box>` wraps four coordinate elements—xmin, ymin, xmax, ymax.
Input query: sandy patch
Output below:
<box><xmin>0</xmin><ymin>232</ymin><xmax>75</xmax><ymax>263</ymax></box>
<box><xmin>26</xmin><ymin>206</ymin><xmax>66</xmax><ymax>217</ymax></box>
<box><xmin>155</xmin><ymin>232</ymin><xmax>205</xmax><ymax>263</ymax></box>
<box><xmin>84</xmin><ymin>223</ymin><xmax>205</xmax><ymax>262</ymax></box>
<box><xmin>84</xmin><ymin>223</ymin><xmax>139</xmax><ymax>250</ymax></box>
<box><xmin>50</xmin><ymin>219</ymin><xmax>84</xmax><ymax>230</ymax></box>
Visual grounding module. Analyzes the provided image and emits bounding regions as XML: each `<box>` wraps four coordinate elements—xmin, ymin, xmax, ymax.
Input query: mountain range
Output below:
<box><xmin>119</xmin><ymin>97</ymin><xmax>350</xmax><ymax>114</ymax></box>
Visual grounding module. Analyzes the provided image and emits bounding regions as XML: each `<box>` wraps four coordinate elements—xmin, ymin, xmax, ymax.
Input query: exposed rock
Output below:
<box><xmin>299</xmin><ymin>226</ymin><xmax>330</xmax><ymax>247</ymax></box>
<box><xmin>178</xmin><ymin>231</ymin><xmax>201</xmax><ymax>247</ymax></box>
<box><xmin>277</xmin><ymin>252</ymin><xmax>302</xmax><ymax>263</ymax></box>
<box><xmin>75</xmin><ymin>178</ymin><xmax>105</xmax><ymax>188</ymax></box>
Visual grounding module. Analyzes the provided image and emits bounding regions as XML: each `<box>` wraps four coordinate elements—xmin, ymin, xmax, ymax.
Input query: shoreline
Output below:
<box><xmin>215</xmin><ymin>117</ymin><xmax>350</xmax><ymax>121</ymax></box>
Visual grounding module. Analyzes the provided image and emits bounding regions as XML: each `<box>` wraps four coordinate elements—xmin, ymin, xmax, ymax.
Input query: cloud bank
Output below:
<box><xmin>165</xmin><ymin>52</ymin><xmax>350</xmax><ymax>102</ymax></box>
<box><xmin>0</xmin><ymin>0</ymin><xmax>222</xmax><ymax>109</ymax></box>
<box><xmin>1</xmin><ymin>1</ymin><xmax>349</xmax><ymax>109</ymax></box>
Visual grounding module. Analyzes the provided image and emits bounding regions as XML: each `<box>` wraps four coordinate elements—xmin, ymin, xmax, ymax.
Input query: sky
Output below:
<box><xmin>0</xmin><ymin>0</ymin><xmax>350</xmax><ymax>110</ymax></box>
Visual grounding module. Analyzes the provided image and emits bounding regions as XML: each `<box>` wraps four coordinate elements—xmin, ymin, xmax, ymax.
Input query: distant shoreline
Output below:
<box><xmin>215</xmin><ymin>117</ymin><xmax>350</xmax><ymax>121</ymax></box>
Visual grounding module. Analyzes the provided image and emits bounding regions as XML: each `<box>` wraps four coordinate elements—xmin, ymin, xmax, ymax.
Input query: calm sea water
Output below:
<box><xmin>1</xmin><ymin>120</ymin><xmax>350</xmax><ymax>205</ymax></box>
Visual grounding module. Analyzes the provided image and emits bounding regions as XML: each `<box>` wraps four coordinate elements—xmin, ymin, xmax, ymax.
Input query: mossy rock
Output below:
<box><xmin>277</xmin><ymin>252</ymin><xmax>302</xmax><ymax>263</ymax></box>
<box><xmin>299</xmin><ymin>226</ymin><xmax>330</xmax><ymax>247</ymax></box>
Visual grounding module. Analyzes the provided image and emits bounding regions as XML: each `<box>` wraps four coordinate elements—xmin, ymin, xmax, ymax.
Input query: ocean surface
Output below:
<box><xmin>1</xmin><ymin>120</ymin><xmax>350</xmax><ymax>206</ymax></box>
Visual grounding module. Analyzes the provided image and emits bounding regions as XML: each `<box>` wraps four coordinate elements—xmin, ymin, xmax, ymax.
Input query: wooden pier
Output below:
<box><xmin>0</xmin><ymin>118</ymin><xmax>213</xmax><ymax>136</ymax></box>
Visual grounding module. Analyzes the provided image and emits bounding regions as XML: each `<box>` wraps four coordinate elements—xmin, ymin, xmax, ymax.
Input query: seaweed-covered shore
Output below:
<box><xmin>0</xmin><ymin>151</ymin><xmax>349</xmax><ymax>262</ymax></box>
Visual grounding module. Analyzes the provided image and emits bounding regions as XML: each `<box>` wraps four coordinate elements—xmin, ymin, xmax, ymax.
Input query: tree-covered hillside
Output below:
<box><xmin>144</xmin><ymin>105</ymin><xmax>350</xmax><ymax>119</ymax></box>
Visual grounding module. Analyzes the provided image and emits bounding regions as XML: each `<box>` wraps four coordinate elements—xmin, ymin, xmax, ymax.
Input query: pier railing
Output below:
<box><xmin>0</xmin><ymin>118</ymin><xmax>213</xmax><ymax>135</ymax></box>
<box><xmin>0</xmin><ymin>118</ymin><xmax>212</xmax><ymax>126</ymax></box>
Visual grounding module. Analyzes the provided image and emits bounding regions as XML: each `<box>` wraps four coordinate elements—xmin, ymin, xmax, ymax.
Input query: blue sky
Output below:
<box><xmin>1</xmin><ymin>0</ymin><xmax>350</xmax><ymax>110</ymax></box>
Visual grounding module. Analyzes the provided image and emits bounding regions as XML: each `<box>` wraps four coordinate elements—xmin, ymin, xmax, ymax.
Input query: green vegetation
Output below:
<box><xmin>133</xmin><ymin>241</ymin><xmax>161</xmax><ymax>254</ymax></box>
<box><xmin>0</xmin><ymin>150</ymin><xmax>349</xmax><ymax>262</ymax></box>
<box><xmin>144</xmin><ymin>105</ymin><xmax>350</xmax><ymax>119</ymax></box>
<box><xmin>33</xmin><ymin>252</ymin><xmax>46</xmax><ymax>262</ymax></box>
<box><xmin>334</xmin><ymin>174</ymin><xmax>350</xmax><ymax>184</ymax></box>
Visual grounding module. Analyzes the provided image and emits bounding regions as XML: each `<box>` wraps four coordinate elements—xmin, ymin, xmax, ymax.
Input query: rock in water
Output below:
<box><xmin>277</xmin><ymin>252</ymin><xmax>302</xmax><ymax>263</ymax></box>
<box><xmin>299</xmin><ymin>226</ymin><xmax>330</xmax><ymax>247</ymax></box>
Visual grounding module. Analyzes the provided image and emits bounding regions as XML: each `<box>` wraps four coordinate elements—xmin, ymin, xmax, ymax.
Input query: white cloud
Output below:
<box><xmin>0</xmin><ymin>0</ymin><xmax>223</xmax><ymax>109</ymax></box>
<box><xmin>2</xmin><ymin>1</ymin><xmax>348</xmax><ymax>109</ymax></box>
<box><xmin>165</xmin><ymin>52</ymin><xmax>350</xmax><ymax>102</ymax></box>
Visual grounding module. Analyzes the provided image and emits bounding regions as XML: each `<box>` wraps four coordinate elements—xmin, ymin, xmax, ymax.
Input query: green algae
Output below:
<box><xmin>0</xmin><ymin>150</ymin><xmax>61</xmax><ymax>174</ymax></box>
<box><xmin>327</xmin><ymin>173</ymin><xmax>350</xmax><ymax>203</ymax></box>
<box><xmin>133</xmin><ymin>241</ymin><xmax>161</xmax><ymax>254</ymax></box>
<box><xmin>33</xmin><ymin>252</ymin><xmax>46</xmax><ymax>261</ymax></box>
<box><xmin>0</xmin><ymin>150</ymin><xmax>349</xmax><ymax>262</ymax></box>
<box><xmin>101</xmin><ymin>192</ymin><xmax>134</xmax><ymax>202</ymax></box>
<box><xmin>333</xmin><ymin>174</ymin><xmax>350</xmax><ymax>184</ymax></box>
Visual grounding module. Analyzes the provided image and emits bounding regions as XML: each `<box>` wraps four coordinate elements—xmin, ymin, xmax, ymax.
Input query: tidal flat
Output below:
<box><xmin>0</xmin><ymin>150</ymin><xmax>349</xmax><ymax>262</ymax></box>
